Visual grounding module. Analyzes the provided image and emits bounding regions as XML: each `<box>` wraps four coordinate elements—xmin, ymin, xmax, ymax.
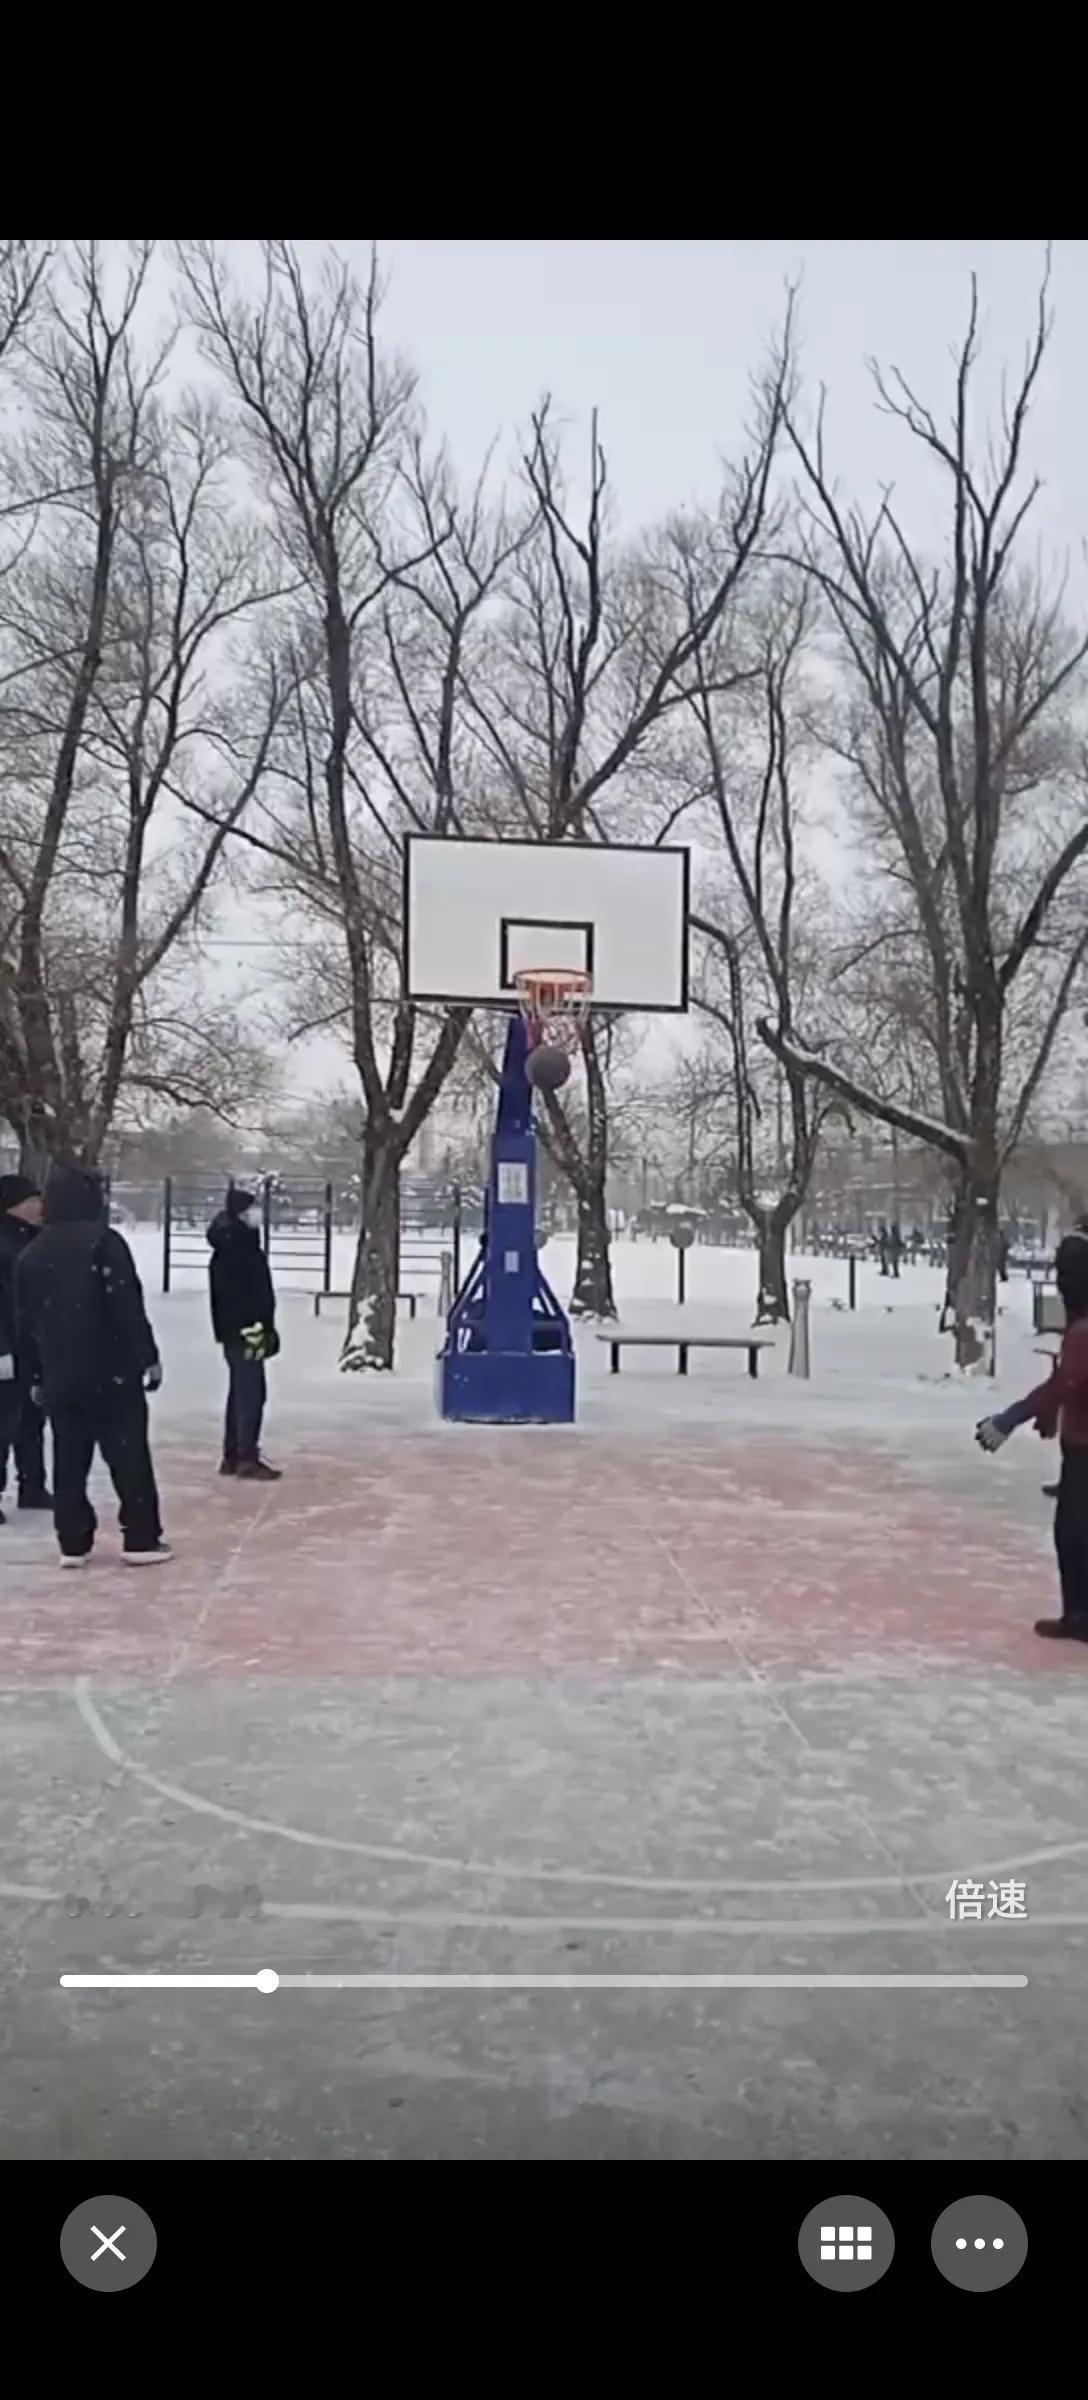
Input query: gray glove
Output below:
<box><xmin>144</xmin><ymin>1361</ymin><xmax>163</xmax><ymax>1393</ymax></box>
<box><xmin>976</xmin><ymin>1411</ymin><xmax>1015</xmax><ymax>1454</ymax></box>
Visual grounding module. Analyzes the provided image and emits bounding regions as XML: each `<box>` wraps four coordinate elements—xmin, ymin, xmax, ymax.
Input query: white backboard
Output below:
<box><xmin>404</xmin><ymin>837</ymin><xmax>689</xmax><ymax>1011</ymax></box>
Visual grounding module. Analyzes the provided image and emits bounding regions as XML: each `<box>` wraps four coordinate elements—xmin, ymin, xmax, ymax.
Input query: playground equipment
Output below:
<box><xmin>403</xmin><ymin>834</ymin><xmax>689</xmax><ymax>1423</ymax></box>
<box><xmin>162</xmin><ymin>1178</ymin><xmax>334</xmax><ymax>1294</ymax></box>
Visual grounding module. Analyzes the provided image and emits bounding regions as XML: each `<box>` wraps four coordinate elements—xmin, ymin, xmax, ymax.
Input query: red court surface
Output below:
<box><xmin>3</xmin><ymin>1268</ymin><xmax>1087</xmax><ymax>2164</ymax></box>
<box><xmin>5</xmin><ymin>1431</ymin><xmax>1084</xmax><ymax>1681</ymax></box>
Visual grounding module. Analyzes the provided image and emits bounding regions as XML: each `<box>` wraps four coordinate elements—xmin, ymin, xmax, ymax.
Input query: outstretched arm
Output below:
<box><xmin>978</xmin><ymin>1325</ymin><xmax>1088</xmax><ymax>1450</ymax></box>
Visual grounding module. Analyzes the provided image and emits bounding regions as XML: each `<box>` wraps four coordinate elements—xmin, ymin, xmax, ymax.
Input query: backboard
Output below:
<box><xmin>403</xmin><ymin>836</ymin><xmax>689</xmax><ymax>1012</ymax></box>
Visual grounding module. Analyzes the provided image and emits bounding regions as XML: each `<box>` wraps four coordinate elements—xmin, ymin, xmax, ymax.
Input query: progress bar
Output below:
<box><xmin>60</xmin><ymin>1971</ymin><xmax>1030</xmax><ymax>1992</ymax></box>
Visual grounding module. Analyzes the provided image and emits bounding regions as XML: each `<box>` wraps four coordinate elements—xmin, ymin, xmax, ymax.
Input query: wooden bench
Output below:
<box><xmin>313</xmin><ymin>1288</ymin><xmax>423</xmax><ymax>1320</ymax></box>
<box><xmin>597</xmin><ymin>1331</ymin><xmax>776</xmax><ymax>1380</ymax></box>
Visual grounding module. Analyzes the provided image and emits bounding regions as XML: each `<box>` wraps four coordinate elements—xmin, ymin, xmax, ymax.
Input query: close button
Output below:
<box><xmin>60</xmin><ymin>2195</ymin><xmax>157</xmax><ymax>2291</ymax></box>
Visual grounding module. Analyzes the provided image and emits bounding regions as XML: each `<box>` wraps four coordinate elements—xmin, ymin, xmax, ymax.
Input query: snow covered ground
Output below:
<box><xmin>133</xmin><ymin>1223</ymin><xmax>1058</xmax><ymax>1456</ymax></box>
<box><xmin>2</xmin><ymin>1235</ymin><xmax>1085</xmax><ymax>2162</ymax></box>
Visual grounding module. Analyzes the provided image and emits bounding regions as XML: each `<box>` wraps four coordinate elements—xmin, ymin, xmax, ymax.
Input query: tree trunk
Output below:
<box><xmin>754</xmin><ymin>1215</ymin><xmax>791</xmax><ymax>1325</ymax></box>
<box><xmin>18</xmin><ymin>1108</ymin><xmax>97</xmax><ymax>1184</ymax></box>
<box><xmin>941</xmin><ymin>1170</ymin><xmax>999</xmax><ymax>1373</ymax></box>
<box><xmin>19</xmin><ymin>1133</ymin><xmax>51</xmax><ymax>1185</ymax></box>
<box><xmin>570</xmin><ymin>1175</ymin><xmax>617</xmax><ymax>1319</ymax></box>
<box><xmin>341</xmin><ymin>1126</ymin><xmax>402</xmax><ymax>1371</ymax></box>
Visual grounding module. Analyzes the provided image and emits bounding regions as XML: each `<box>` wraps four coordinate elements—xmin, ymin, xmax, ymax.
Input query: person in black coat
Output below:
<box><xmin>15</xmin><ymin>1165</ymin><xmax>168</xmax><ymax>1568</ymax></box>
<box><xmin>206</xmin><ymin>1188</ymin><xmax>281</xmax><ymax>1480</ymax></box>
<box><xmin>0</xmin><ymin>1173</ymin><xmax>50</xmax><ymax>1519</ymax></box>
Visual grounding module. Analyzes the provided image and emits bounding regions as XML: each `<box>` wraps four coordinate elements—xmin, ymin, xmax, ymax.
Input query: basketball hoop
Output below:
<box><xmin>512</xmin><ymin>967</ymin><xmax>592</xmax><ymax>1053</ymax></box>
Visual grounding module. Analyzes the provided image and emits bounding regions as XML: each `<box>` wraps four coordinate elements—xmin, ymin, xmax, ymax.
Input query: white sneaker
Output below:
<box><xmin>122</xmin><ymin>1542</ymin><xmax>174</xmax><ymax>1567</ymax></box>
<box><xmin>61</xmin><ymin>1554</ymin><xmax>90</xmax><ymax>1571</ymax></box>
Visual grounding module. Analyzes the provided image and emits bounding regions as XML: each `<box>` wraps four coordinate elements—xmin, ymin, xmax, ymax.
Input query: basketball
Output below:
<box><xmin>525</xmin><ymin>1043</ymin><xmax>571</xmax><ymax>1092</ymax></box>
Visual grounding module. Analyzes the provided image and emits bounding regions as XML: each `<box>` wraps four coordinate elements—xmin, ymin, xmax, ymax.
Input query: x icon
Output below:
<box><xmin>90</xmin><ymin>2224</ymin><xmax>126</xmax><ymax>2262</ymax></box>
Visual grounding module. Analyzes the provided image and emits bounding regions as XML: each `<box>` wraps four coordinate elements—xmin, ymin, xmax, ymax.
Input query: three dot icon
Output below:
<box><xmin>932</xmin><ymin>2198</ymin><xmax>1027</xmax><ymax>2291</ymax></box>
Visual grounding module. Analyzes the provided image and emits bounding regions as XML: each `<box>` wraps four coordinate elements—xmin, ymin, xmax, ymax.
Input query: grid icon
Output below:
<box><xmin>820</xmin><ymin>2224</ymin><xmax>873</xmax><ymax>2263</ymax></box>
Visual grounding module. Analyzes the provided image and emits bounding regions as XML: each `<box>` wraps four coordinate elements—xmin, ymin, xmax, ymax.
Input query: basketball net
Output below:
<box><xmin>512</xmin><ymin>967</ymin><xmax>592</xmax><ymax>1053</ymax></box>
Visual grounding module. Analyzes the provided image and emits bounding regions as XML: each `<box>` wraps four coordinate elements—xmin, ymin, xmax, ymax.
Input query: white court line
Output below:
<box><xmin>72</xmin><ymin>1680</ymin><xmax>1088</xmax><ymax>1896</ymax></box>
<box><xmin>59</xmin><ymin>1970</ymin><xmax>1030</xmax><ymax>1992</ymax></box>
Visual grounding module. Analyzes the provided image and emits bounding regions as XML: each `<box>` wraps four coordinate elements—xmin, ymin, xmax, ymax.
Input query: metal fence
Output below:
<box><xmin>162</xmin><ymin>1178</ymin><xmax>335</xmax><ymax>1295</ymax></box>
<box><xmin>142</xmin><ymin>1172</ymin><xmax>482</xmax><ymax>1302</ymax></box>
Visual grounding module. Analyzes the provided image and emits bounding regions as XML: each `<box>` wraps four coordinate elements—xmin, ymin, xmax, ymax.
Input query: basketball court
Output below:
<box><xmin>2</xmin><ymin>836</ymin><xmax>1086</xmax><ymax>2159</ymax></box>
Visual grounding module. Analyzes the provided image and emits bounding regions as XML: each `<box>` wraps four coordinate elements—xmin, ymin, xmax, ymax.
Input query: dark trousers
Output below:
<box><xmin>0</xmin><ymin>1381</ymin><xmax>47</xmax><ymax>1500</ymax></box>
<box><xmin>50</xmin><ymin>1383</ymin><xmax>162</xmax><ymax>1559</ymax></box>
<box><xmin>1054</xmin><ymin>1448</ymin><xmax>1088</xmax><ymax>1623</ymax></box>
<box><xmin>223</xmin><ymin>1347</ymin><xmax>266</xmax><ymax>1466</ymax></box>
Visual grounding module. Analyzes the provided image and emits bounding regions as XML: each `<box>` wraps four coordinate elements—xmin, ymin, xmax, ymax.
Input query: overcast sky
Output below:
<box><xmin>361</xmin><ymin>239</ymin><xmax>1085</xmax><ymax>565</ymax></box>
<box><xmin>194</xmin><ymin>240</ymin><xmax>1088</xmax><ymax>1111</ymax></box>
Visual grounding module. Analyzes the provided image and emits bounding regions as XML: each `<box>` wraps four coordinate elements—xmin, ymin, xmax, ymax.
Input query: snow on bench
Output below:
<box><xmin>596</xmin><ymin>1331</ymin><xmax>776</xmax><ymax>1381</ymax></box>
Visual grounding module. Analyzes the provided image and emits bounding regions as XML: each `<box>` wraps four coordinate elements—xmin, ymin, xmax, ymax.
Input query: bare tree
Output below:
<box><xmin>0</xmin><ymin>240</ymin><xmax>51</xmax><ymax>365</ymax></box>
<box><xmin>688</xmin><ymin>587</ymin><xmax>835</xmax><ymax>1318</ymax></box>
<box><xmin>633</xmin><ymin>1037</ymin><xmax>739</xmax><ymax>1203</ymax></box>
<box><xmin>760</xmin><ymin>263</ymin><xmax>1088</xmax><ymax>1365</ymax></box>
<box><xmin>116</xmin><ymin>964</ymin><xmax>277</xmax><ymax>1134</ymax></box>
<box><xmin>463</xmin><ymin>323</ymin><xmax>795</xmax><ymax>1315</ymax></box>
<box><xmin>178</xmin><ymin>241</ymin><xmax>526</xmax><ymax>1367</ymax></box>
<box><xmin>0</xmin><ymin>242</ymin><xmax>287</xmax><ymax>1172</ymax></box>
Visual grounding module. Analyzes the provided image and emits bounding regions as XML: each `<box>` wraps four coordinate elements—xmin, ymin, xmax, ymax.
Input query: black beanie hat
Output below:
<box><xmin>226</xmin><ymin>1187</ymin><xmax>258</xmax><ymax>1220</ymax></box>
<box><xmin>0</xmin><ymin>1173</ymin><xmax>40</xmax><ymax>1213</ymax></box>
<box><xmin>42</xmin><ymin>1165</ymin><xmax>107</xmax><ymax>1225</ymax></box>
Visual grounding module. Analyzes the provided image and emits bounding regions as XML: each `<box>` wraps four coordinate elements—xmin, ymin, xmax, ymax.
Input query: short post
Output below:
<box><xmin>438</xmin><ymin>1250</ymin><xmax>454</xmax><ymax>1316</ymax></box>
<box><xmin>789</xmin><ymin>1278</ymin><xmax>812</xmax><ymax>1377</ymax></box>
<box><xmin>670</xmin><ymin>1219</ymin><xmax>694</xmax><ymax>1305</ymax></box>
<box><xmin>261</xmin><ymin>1178</ymin><xmax>272</xmax><ymax>1254</ymax></box>
<box><xmin>452</xmin><ymin>1180</ymin><xmax>462</xmax><ymax>1292</ymax></box>
<box><xmin>162</xmin><ymin>1176</ymin><xmax>172</xmax><ymax>1295</ymax></box>
<box><xmin>848</xmin><ymin>1252</ymin><xmax>858</xmax><ymax>1312</ymax></box>
<box><xmin>322</xmin><ymin>1182</ymin><xmax>333</xmax><ymax>1294</ymax></box>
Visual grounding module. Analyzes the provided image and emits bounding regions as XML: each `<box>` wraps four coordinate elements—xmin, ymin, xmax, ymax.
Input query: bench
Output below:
<box><xmin>597</xmin><ymin>1332</ymin><xmax>776</xmax><ymax>1380</ymax></box>
<box><xmin>313</xmin><ymin>1288</ymin><xmax>423</xmax><ymax>1320</ymax></box>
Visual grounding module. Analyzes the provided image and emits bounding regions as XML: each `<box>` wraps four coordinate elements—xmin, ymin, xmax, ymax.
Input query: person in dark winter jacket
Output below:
<box><xmin>15</xmin><ymin>1165</ymin><xmax>169</xmax><ymax>1568</ymax></box>
<box><xmin>976</xmin><ymin>1227</ymin><xmax>1088</xmax><ymax>1642</ymax></box>
<box><xmin>207</xmin><ymin>1189</ymin><xmax>281</xmax><ymax>1481</ymax></box>
<box><xmin>0</xmin><ymin>1173</ymin><xmax>50</xmax><ymax>1520</ymax></box>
